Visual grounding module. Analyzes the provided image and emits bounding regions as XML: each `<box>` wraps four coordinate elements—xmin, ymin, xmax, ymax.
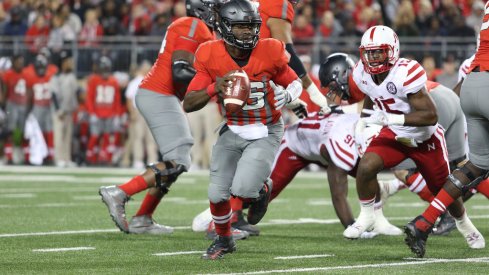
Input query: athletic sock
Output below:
<box><xmin>405</xmin><ymin>172</ymin><xmax>434</xmax><ymax>202</ymax></box>
<box><xmin>476</xmin><ymin>179</ymin><xmax>489</xmax><ymax>199</ymax></box>
<box><xmin>119</xmin><ymin>175</ymin><xmax>148</xmax><ymax>196</ymax></box>
<box><xmin>135</xmin><ymin>192</ymin><xmax>161</xmax><ymax>216</ymax></box>
<box><xmin>210</xmin><ymin>200</ymin><xmax>232</xmax><ymax>237</ymax></box>
<box><xmin>421</xmin><ymin>189</ymin><xmax>455</xmax><ymax>224</ymax></box>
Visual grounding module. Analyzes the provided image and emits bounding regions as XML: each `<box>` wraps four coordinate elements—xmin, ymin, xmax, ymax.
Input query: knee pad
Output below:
<box><xmin>147</xmin><ymin>161</ymin><xmax>186</xmax><ymax>194</ymax></box>
<box><xmin>448</xmin><ymin>165</ymin><xmax>489</xmax><ymax>194</ymax></box>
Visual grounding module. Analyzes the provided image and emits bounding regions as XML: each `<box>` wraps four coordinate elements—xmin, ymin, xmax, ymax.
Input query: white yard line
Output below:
<box><xmin>200</xmin><ymin>257</ymin><xmax>489</xmax><ymax>275</ymax></box>
<box><xmin>0</xmin><ymin>193</ymin><xmax>36</xmax><ymax>198</ymax></box>
<box><xmin>153</xmin><ymin>251</ymin><xmax>204</xmax><ymax>256</ymax></box>
<box><xmin>32</xmin><ymin>247</ymin><xmax>95</xmax><ymax>252</ymax></box>
<box><xmin>2</xmin><ymin>214</ymin><xmax>489</xmax><ymax>238</ymax></box>
<box><xmin>274</xmin><ymin>254</ymin><xmax>334</xmax><ymax>260</ymax></box>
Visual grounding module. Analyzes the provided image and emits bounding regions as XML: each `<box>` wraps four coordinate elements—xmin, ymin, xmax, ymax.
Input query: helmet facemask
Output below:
<box><xmin>359</xmin><ymin>45</ymin><xmax>394</xmax><ymax>75</ymax></box>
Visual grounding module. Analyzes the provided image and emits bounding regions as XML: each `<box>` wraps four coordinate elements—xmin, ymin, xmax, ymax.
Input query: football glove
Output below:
<box><xmin>363</xmin><ymin>110</ymin><xmax>404</xmax><ymax>126</ymax></box>
<box><xmin>286</xmin><ymin>99</ymin><xmax>308</xmax><ymax>118</ymax></box>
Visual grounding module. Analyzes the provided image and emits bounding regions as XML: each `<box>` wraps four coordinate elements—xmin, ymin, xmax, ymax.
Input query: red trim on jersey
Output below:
<box><xmin>298</xmin><ymin>122</ymin><xmax>320</xmax><ymax>129</ymax></box>
<box><xmin>329</xmin><ymin>139</ymin><xmax>354</xmax><ymax>168</ymax></box>
<box><xmin>403</xmin><ymin>70</ymin><xmax>424</xmax><ymax>86</ymax></box>
<box><xmin>407</xmin><ymin>63</ymin><xmax>420</xmax><ymax>76</ymax></box>
<box><xmin>335</xmin><ymin>141</ymin><xmax>354</xmax><ymax>160</ymax></box>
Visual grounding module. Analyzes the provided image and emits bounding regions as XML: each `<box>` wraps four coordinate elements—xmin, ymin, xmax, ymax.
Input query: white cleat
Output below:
<box><xmin>456</xmin><ymin>217</ymin><xmax>485</xmax><ymax>249</ymax></box>
<box><xmin>343</xmin><ymin>213</ymin><xmax>375</xmax><ymax>239</ymax></box>
<box><xmin>192</xmin><ymin>208</ymin><xmax>212</xmax><ymax>232</ymax></box>
<box><xmin>378</xmin><ymin>180</ymin><xmax>400</xmax><ymax>203</ymax></box>
<box><xmin>372</xmin><ymin>208</ymin><xmax>403</xmax><ymax>236</ymax></box>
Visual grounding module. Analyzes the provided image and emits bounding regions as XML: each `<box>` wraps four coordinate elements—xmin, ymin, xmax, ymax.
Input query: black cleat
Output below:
<box><xmin>247</xmin><ymin>179</ymin><xmax>273</xmax><ymax>225</ymax></box>
<box><xmin>404</xmin><ymin>216</ymin><xmax>433</xmax><ymax>258</ymax></box>
<box><xmin>232</xmin><ymin>210</ymin><xmax>260</xmax><ymax>236</ymax></box>
<box><xmin>202</xmin><ymin>235</ymin><xmax>236</xmax><ymax>260</ymax></box>
<box><xmin>432</xmin><ymin>212</ymin><xmax>456</xmax><ymax>236</ymax></box>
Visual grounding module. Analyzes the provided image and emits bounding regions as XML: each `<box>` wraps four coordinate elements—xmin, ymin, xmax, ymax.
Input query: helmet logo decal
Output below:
<box><xmin>386</xmin><ymin>81</ymin><xmax>397</xmax><ymax>94</ymax></box>
<box><xmin>369</xmin><ymin>27</ymin><xmax>376</xmax><ymax>41</ymax></box>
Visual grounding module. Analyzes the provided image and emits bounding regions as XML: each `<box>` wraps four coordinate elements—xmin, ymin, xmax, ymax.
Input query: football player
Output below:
<box><xmin>24</xmin><ymin>54</ymin><xmax>57</xmax><ymax>164</ymax></box>
<box><xmin>340</xmin><ymin>25</ymin><xmax>483</xmax><ymax>258</ymax></box>
<box><xmin>99</xmin><ymin>0</ymin><xmax>219</xmax><ymax>235</ymax></box>
<box><xmin>184</xmin><ymin>0</ymin><xmax>301</xmax><ymax>260</ymax></box>
<box><xmin>406</xmin><ymin>1</ymin><xmax>489</xmax><ymax>257</ymax></box>
<box><xmin>85</xmin><ymin>56</ymin><xmax>121</xmax><ymax>165</ymax></box>
<box><xmin>1</xmin><ymin>55</ymin><xmax>31</xmax><ymax>164</ymax></box>
<box><xmin>257</xmin><ymin>0</ymin><xmax>330</xmax><ymax>113</ymax></box>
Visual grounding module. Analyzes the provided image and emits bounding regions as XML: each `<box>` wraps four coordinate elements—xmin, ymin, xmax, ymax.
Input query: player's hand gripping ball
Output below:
<box><xmin>221</xmin><ymin>69</ymin><xmax>251</xmax><ymax>113</ymax></box>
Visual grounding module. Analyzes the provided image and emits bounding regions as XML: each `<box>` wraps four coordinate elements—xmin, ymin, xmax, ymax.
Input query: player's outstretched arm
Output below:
<box><xmin>405</xmin><ymin>88</ymin><xmax>438</xmax><ymax>126</ymax></box>
<box><xmin>321</xmin><ymin>145</ymin><xmax>355</xmax><ymax>228</ymax></box>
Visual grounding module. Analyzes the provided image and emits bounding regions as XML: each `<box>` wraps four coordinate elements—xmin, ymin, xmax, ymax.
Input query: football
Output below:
<box><xmin>223</xmin><ymin>69</ymin><xmax>251</xmax><ymax>113</ymax></box>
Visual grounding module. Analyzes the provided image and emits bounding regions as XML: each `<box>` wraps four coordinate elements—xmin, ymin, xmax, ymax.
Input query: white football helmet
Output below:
<box><xmin>359</xmin><ymin>25</ymin><xmax>400</xmax><ymax>75</ymax></box>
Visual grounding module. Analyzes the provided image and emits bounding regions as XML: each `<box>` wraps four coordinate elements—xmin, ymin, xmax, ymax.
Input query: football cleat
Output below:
<box><xmin>378</xmin><ymin>180</ymin><xmax>400</xmax><ymax>203</ymax></box>
<box><xmin>205</xmin><ymin>221</ymin><xmax>250</xmax><ymax>240</ymax></box>
<box><xmin>99</xmin><ymin>185</ymin><xmax>130</xmax><ymax>233</ymax></box>
<box><xmin>432</xmin><ymin>212</ymin><xmax>456</xmax><ymax>236</ymax></box>
<box><xmin>343</xmin><ymin>212</ymin><xmax>375</xmax><ymax>239</ymax></box>
<box><xmin>247</xmin><ymin>179</ymin><xmax>273</xmax><ymax>225</ymax></box>
<box><xmin>373</xmin><ymin>208</ymin><xmax>402</xmax><ymax>236</ymax></box>
<box><xmin>128</xmin><ymin>215</ymin><xmax>174</xmax><ymax>235</ymax></box>
<box><xmin>455</xmin><ymin>214</ymin><xmax>485</xmax><ymax>249</ymax></box>
<box><xmin>404</xmin><ymin>215</ymin><xmax>433</xmax><ymax>258</ymax></box>
<box><xmin>232</xmin><ymin>210</ymin><xmax>260</xmax><ymax>236</ymax></box>
<box><xmin>192</xmin><ymin>208</ymin><xmax>213</xmax><ymax>232</ymax></box>
<box><xmin>202</xmin><ymin>235</ymin><xmax>236</xmax><ymax>260</ymax></box>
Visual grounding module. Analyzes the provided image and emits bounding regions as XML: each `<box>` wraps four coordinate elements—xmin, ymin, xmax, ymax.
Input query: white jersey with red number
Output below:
<box><xmin>284</xmin><ymin>113</ymin><xmax>360</xmax><ymax>171</ymax></box>
<box><xmin>352</xmin><ymin>58</ymin><xmax>436</xmax><ymax>142</ymax></box>
<box><xmin>458</xmin><ymin>54</ymin><xmax>475</xmax><ymax>82</ymax></box>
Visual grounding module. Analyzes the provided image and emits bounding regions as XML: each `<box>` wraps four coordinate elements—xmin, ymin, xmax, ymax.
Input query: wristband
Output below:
<box><xmin>387</xmin><ymin>114</ymin><xmax>405</xmax><ymax>126</ymax></box>
<box><xmin>206</xmin><ymin>83</ymin><xmax>217</xmax><ymax>97</ymax></box>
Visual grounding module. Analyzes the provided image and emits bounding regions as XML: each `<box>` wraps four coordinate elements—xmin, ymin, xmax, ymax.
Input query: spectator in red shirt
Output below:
<box><xmin>292</xmin><ymin>14</ymin><xmax>315</xmax><ymax>40</ymax></box>
<box><xmin>79</xmin><ymin>9</ymin><xmax>104</xmax><ymax>46</ymax></box>
<box><xmin>25</xmin><ymin>15</ymin><xmax>50</xmax><ymax>55</ymax></box>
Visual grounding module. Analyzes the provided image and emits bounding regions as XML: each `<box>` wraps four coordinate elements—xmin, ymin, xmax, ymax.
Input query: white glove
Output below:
<box><xmin>363</xmin><ymin>110</ymin><xmax>404</xmax><ymax>126</ymax></box>
<box><xmin>286</xmin><ymin>99</ymin><xmax>308</xmax><ymax>118</ymax></box>
<box><xmin>319</xmin><ymin>105</ymin><xmax>331</xmax><ymax>115</ymax></box>
<box><xmin>270</xmin><ymin>81</ymin><xmax>291</xmax><ymax>110</ymax></box>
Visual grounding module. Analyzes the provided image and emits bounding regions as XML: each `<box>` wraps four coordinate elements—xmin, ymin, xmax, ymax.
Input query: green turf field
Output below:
<box><xmin>1</xmin><ymin>166</ymin><xmax>488</xmax><ymax>274</ymax></box>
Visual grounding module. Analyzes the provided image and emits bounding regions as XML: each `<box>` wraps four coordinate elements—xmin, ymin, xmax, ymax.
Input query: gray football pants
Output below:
<box><xmin>460</xmin><ymin>71</ymin><xmax>489</xmax><ymax>170</ymax></box>
<box><xmin>208</xmin><ymin>119</ymin><xmax>284</xmax><ymax>203</ymax></box>
<box><xmin>135</xmin><ymin>88</ymin><xmax>193</xmax><ymax>169</ymax></box>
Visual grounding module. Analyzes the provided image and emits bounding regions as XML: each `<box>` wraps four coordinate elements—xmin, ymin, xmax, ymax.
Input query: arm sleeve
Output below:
<box><xmin>347</xmin><ymin>74</ymin><xmax>366</xmax><ymax>104</ymax></box>
<box><xmin>186</xmin><ymin>53</ymin><xmax>213</xmax><ymax>94</ymax></box>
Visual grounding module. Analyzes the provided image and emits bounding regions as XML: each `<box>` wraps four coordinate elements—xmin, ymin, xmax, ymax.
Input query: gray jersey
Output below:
<box><xmin>208</xmin><ymin>120</ymin><xmax>284</xmax><ymax>203</ymax></box>
<box><xmin>460</xmin><ymin>72</ymin><xmax>489</xmax><ymax>170</ymax></box>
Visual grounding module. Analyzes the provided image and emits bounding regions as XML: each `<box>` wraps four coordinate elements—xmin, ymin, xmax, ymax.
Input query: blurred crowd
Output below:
<box><xmin>0</xmin><ymin>0</ymin><xmax>485</xmax><ymax>169</ymax></box>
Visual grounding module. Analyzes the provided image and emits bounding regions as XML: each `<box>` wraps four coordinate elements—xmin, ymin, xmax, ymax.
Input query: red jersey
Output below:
<box><xmin>86</xmin><ymin>74</ymin><xmax>121</xmax><ymax>118</ymax></box>
<box><xmin>346</xmin><ymin>73</ymin><xmax>366</xmax><ymax>104</ymax></box>
<box><xmin>23</xmin><ymin>64</ymin><xmax>58</xmax><ymax>79</ymax></box>
<box><xmin>2</xmin><ymin>69</ymin><xmax>28</xmax><ymax>105</ymax></box>
<box><xmin>23</xmin><ymin>68</ymin><xmax>54</xmax><ymax>107</ymax></box>
<box><xmin>258</xmin><ymin>0</ymin><xmax>295</xmax><ymax>39</ymax></box>
<box><xmin>470</xmin><ymin>1</ymin><xmax>489</xmax><ymax>72</ymax></box>
<box><xmin>139</xmin><ymin>17</ymin><xmax>214</xmax><ymax>100</ymax></box>
<box><xmin>188</xmin><ymin>38</ymin><xmax>298</xmax><ymax>126</ymax></box>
